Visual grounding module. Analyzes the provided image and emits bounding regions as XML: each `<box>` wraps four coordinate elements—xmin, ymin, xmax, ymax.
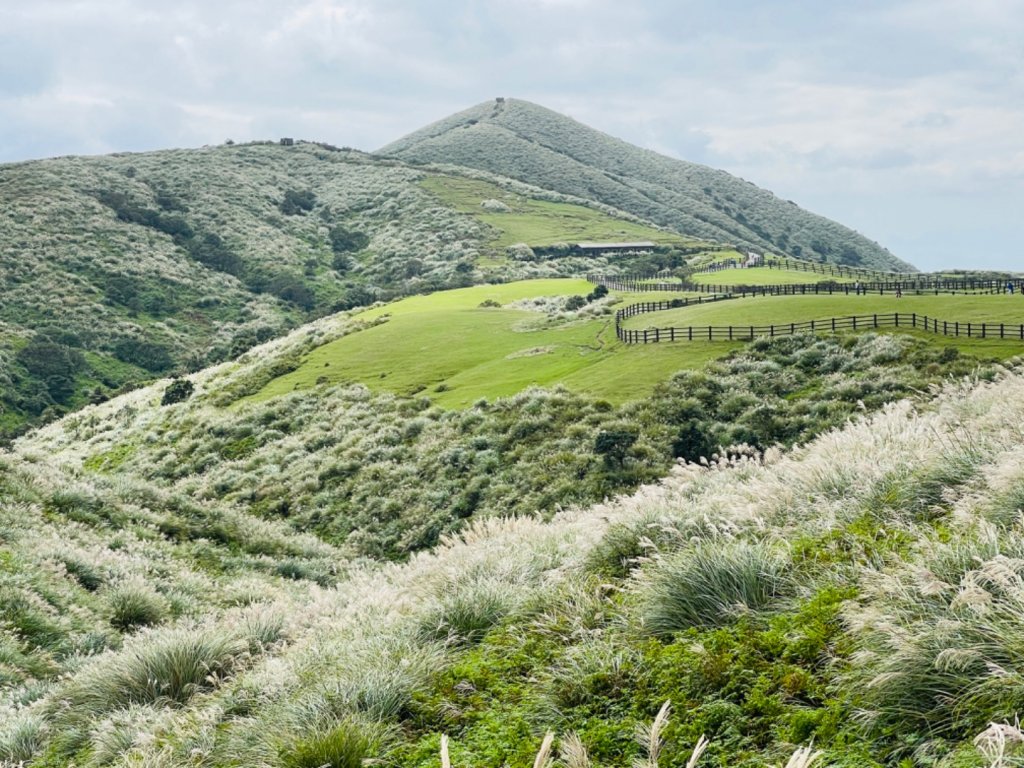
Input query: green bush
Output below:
<box><xmin>113</xmin><ymin>338</ymin><xmax>174</xmax><ymax>372</ymax></box>
<box><xmin>161</xmin><ymin>378</ymin><xmax>194</xmax><ymax>406</ymax></box>
<box><xmin>280</xmin><ymin>189</ymin><xmax>317</xmax><ymax>215</ymax></box>
<box><xmin>329</xmin><ymin>226</ymin><xmax>369</xmax><ymax>255</ymax></box>
<box><xmin>594</xmin><ymin>429</ymin><xmax>638</xmax><ymax>467</ymax></box>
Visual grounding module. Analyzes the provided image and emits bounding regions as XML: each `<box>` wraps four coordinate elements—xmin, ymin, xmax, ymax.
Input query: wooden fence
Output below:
<box><xmin>689</xmin><ymin>279</ymin><xmax>1022</xmax><ymax>296</ymax></box>
<box><xmin>614</xmin><ymin>294</ymin><xmax>735</xmax><ymax>321</ymax></box>
<box><xmin>616</xmin><ymin>311</ymin><xmax>1024</xmax><ymax>344</ymax></box>
<box><xmin>764</xmin><ymin>257</ymin><xmax>916</xmax><ymax>281</ymax></box>
<box><xmin>588</xmin><ymin>273</ymin><xmax>1024</xmax><ymax>296</ymax></box>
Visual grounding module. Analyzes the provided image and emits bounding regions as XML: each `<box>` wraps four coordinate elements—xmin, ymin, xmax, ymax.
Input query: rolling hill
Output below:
<box><xmin>0</xmin><ymin>141</ymin><xmax>698</xmax><ymax>439</ymax></box>
<box><xmin>378</xmin><ymin>98</ymin><xmax>913</xmax><ymax>272</ymax></box>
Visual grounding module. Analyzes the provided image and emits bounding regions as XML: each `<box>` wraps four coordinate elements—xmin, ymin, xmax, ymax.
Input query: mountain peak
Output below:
<box><xmin>379</xmin><ymin>99</ymin><xmax>913</xmax><ymax>272</ymax></box>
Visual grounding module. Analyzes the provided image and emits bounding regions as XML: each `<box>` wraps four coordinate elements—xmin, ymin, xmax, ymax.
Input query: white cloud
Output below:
<box><xmin>1</xmin><ymin>0</ymin><xmax>1023</xmax><ymax>268</ymax></box>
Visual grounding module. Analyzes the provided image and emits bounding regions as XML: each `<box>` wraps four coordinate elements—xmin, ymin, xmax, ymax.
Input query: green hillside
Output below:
<box><xmin>0</xmin><ymin>143</ymin><xmax>701</xmax><ymax>439</ymax></box>
<box><xmin>624</xmin><ymin>293</ymin><xmax>1024</xmax><ymax>330</ymax></box>
<box><xmin>379</xmin><ymin>98</ymin><xmax>912</xmax><ymax>272</ymax></box>
<box><xmin>420</xmin><ymin>175</ymin><xmax>699</xmax><ymax>251</ymax></box>
<box><xmin>3</xmin><ymin>341</ymin><xmax>1022</xmax><ymax>767</ymax></box>
<box><xmin>7</xmin><ymin>110</ymin><xmax>1024</xmax><ymax>768</ymax></box>
<box><xmin>246</xmin><ymin>279</ymin><xmax>726</xmax><ymax>408</ymax></box>
<box><xmin>690</xmin><ymin>266</ymin><xmax>858</xmax><ymax>286</ymax></box>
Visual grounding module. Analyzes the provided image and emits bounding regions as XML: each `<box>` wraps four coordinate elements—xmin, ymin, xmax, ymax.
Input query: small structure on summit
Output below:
<box><xmin>575</xmin><ymin>241</ymin><xmax>656</xmax><ymax>256</ymax></box>
<box><xmin>279</xmin><ymin>137</ymin><xmax>295</xmax><ymax>146</ymax></box>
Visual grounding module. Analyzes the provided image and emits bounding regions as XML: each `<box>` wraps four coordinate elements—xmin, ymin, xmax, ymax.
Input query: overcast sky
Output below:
<box><xmin>2</xmin><ymin>0</ymin><xmax>1022</xmax><ymax>271</ymax></box>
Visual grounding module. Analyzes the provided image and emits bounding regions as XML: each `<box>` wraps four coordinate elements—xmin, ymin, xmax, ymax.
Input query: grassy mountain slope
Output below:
<box><xmin>0</xmin><ymin>142</ymin><xmax>696</xmax><ymax>439</ymax></box>
<box><xmin>379</xmin><ymin>98</ymin><xmax>912</xmax><ymax>272</ymax></box>
<box><xmin>5</xmin><ymin>362</ymin><xmax>1024</xmax><ymax>766</ymax></box>
<box><xmin>20</xmin><ymin>277</ymin><xmax>991</xmax><ymax>564</ymax></box>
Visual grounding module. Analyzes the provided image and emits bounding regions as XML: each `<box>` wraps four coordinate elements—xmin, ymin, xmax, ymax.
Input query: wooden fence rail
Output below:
<box><xmin>589</xmin><ymin>274</ymin><xmax>1023</xmax><ymax>296</ymax></box>
<box><xmin>763</xmin><ymin>257</ymin><xmax>917</xmax><ymax>281</ymax></box>
<box><xmin>587</xmin><ymin>273</ymin><xmax>1024</xmax><ymax>296</ymax></box>
<box><xmin>615</xmin><ymin>311</ymin><xmax>1024</xmax><ymax>344</ymax></box>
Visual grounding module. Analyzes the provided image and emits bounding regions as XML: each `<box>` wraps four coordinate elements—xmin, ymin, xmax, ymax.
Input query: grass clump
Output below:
<box><xmin>640</xmin><ymin>541</ymin><xmax>793</xmax><ymax>635</ymax></box>
<box><xmin>105</xmin><ymin>581</ymin><xmax>168</xmax><ymax>631</ymax></box>
<box><xmin>58</xmin><ymin>624</ymin><xmax>250</xmax><ymax>719</ymax></box>
<box><xmin>279</xmin><ymin>722</ymin><xmax>375</xmax><ymax>768</ymax></box>
<box><xmin>418</xmin><ymin>579</ymin><xmax>513</xmax><ymax>646</ymax></box>
<box><xmin>0</xmin><ymin>710</ymin><xmax>47</xmax><ymax>764</ymax></box>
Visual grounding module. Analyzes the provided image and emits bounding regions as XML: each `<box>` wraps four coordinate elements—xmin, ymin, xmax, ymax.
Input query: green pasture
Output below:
<box><xmin>620</xmin><ymin>293</ymin><xmax>1024</xmax><ymax>359</ymax></box>
<box><xmin>688</xmin><ymin>249</ymin><xmax>745</xmax><ymax>266</ymax></box>
<box><xmin>249</xmin><ymin>279</ymin><xmax>737</xmax><ymax>408</ymax></box>
<box><xmin>690</xmin><ymin>267</ymin><xmax>857</xmax><ymax>286</ymax></box>
<box><xmin>421</xmin><ymin>175</ymin><xmax>698</xmax><ymax>249</ymax></box>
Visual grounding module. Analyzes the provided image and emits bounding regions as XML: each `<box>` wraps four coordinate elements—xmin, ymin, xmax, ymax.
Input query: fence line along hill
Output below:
<box><xmin>588</xmin><ymin>266</ymin><xmax>1024</xmax><ymax>347</ymax></box>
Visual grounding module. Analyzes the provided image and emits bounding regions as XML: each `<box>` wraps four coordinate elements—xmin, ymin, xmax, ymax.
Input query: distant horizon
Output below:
<box><xmin>3</xmin><ymin>1</ymin><xmax>1021</xmax><ymax>272</ymax></box>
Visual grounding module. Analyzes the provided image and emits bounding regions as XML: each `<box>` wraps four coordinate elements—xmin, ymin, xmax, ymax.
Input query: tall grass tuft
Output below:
<box><xmin>279</xmin><ymin>722</ymin><xmax>374</xmax><ymax>768</ymax></box>
<box><xmin>418</xmin><ymin>578</ymin><xmax>512</xmax><ymax>645</ymax></box>
<box><xmin>105</xmin><ymin>581</ymin><xmax>168</xmax><ymax>631</ymax></box>
<box><xmin>58</xmin><ymin>625</ymin><xmax>251</xmax><ymax>722</ymax></box>
<box><xmin>0</xmin><ymin>709</ymin><xmax>47</xmax><ymax>764</ymax></box>
<box><xmin>558</xmin><ymin>732</ymin><xmax>592</xmax><ymax>768</ymax></box>
<box><xmin>845</xmin><ymin>523</ymin><xmax>1024</xmax><ymax>747</ymax></box>
<box><xmin>640</xmin><ymin>541</ymin><xmax>792</xmax><ymax>635</ymax></box>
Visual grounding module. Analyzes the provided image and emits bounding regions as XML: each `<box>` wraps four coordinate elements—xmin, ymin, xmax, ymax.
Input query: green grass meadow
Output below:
<box><xmin>690</xmin><ymin>266</ymin><xmax>857</xmax><ymax>286</ymax></box>
<box><xmin>622</xmin><ymin>292</ymin><xmax>1024</xmax><ymax>359</ymax></box>
<box><xmin>421</xmin><ymin>175</ymin><xmax>697</xmax><ymax>249</ymax></box>
<box><xmin>247</xmin><ymin>281</ymin><xmax>1024</xmax><ymax>412</ymax></box>
<box><xmin>250</xmin><ymin>279</ymin><xmax>739</xmax><ymax>407</ymax></box>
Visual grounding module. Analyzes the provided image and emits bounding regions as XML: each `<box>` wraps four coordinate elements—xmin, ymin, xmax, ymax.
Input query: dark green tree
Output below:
<box><xmin>595</xmin><ymin>429</ymin><xmax>638</xmax><ymax>467</ymax></box>
<box><xmin>161</xmin><ymin>378</ymin><xmax>195</xmax><ymax>406</ymax></box>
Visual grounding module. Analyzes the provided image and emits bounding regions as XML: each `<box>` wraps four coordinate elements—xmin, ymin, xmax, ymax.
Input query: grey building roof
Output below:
<box><xmin>576</xmin><ymin>241</ymin><xmax>656</xmax><ymax>249</ymax></box>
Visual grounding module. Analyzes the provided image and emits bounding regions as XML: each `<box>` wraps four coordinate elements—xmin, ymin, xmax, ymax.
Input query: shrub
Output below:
<box><xmin>113</xmin><ymin>338</ymin><xmax>174</xmax><ymax>372</ymax></box>
<box><xmin>329</xmin><ymin>226</ymin><xmax>369</xmax><ymax>255</ymax></box>
<box><xmin>161</xmin><ymin>378</ymin><xmax>194</xmax><ymax>406</ymax></box>
<box><xmin>641</xmin><ymin>541</ymin><xmax>793</xmax><ymax>635</ymax></box>
<box><xmin>507</xmin><ymin>243</ymin><xmax>536</xmax><ymax>261</ymax></box>
<box><xmin>594</xmin><ymin>429</ymin><xmax>638</xmax><ymax>467</ymax></box>
<box><xmin>565</xmin><ymin>295</ymin><xmax>587</xmax><ymax>311</ymax></box>
<box><xmin>16</xmin><ymin>340</ymin><xmax>86</xmax><ymax>404</ymax></box>
<box><xmin>183</xmin><ymin>231</ymin><xmax>244</xmax><ymax>275</ymax></box>
<box><xmin>280</xmin><ymin>189</ymin><xmax>317</xmax><ymax>215</ymax></box>
<box><xmin>480</xmin><ymin>198</ymin><xmax>511</xmax><ymax>212</ymax></box>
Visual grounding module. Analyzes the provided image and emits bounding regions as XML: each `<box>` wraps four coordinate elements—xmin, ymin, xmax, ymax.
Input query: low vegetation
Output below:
<box><xmin>5</xmin><ymin>356</ymin><xmax>1024</xmax><ymax>766</ymax></box>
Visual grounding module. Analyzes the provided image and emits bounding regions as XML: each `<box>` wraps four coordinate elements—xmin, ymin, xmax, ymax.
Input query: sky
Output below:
<box><xmin>2</xmin><ymin>0</ymin><xmax>1023</xmax><ymax>271</ymax></box>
